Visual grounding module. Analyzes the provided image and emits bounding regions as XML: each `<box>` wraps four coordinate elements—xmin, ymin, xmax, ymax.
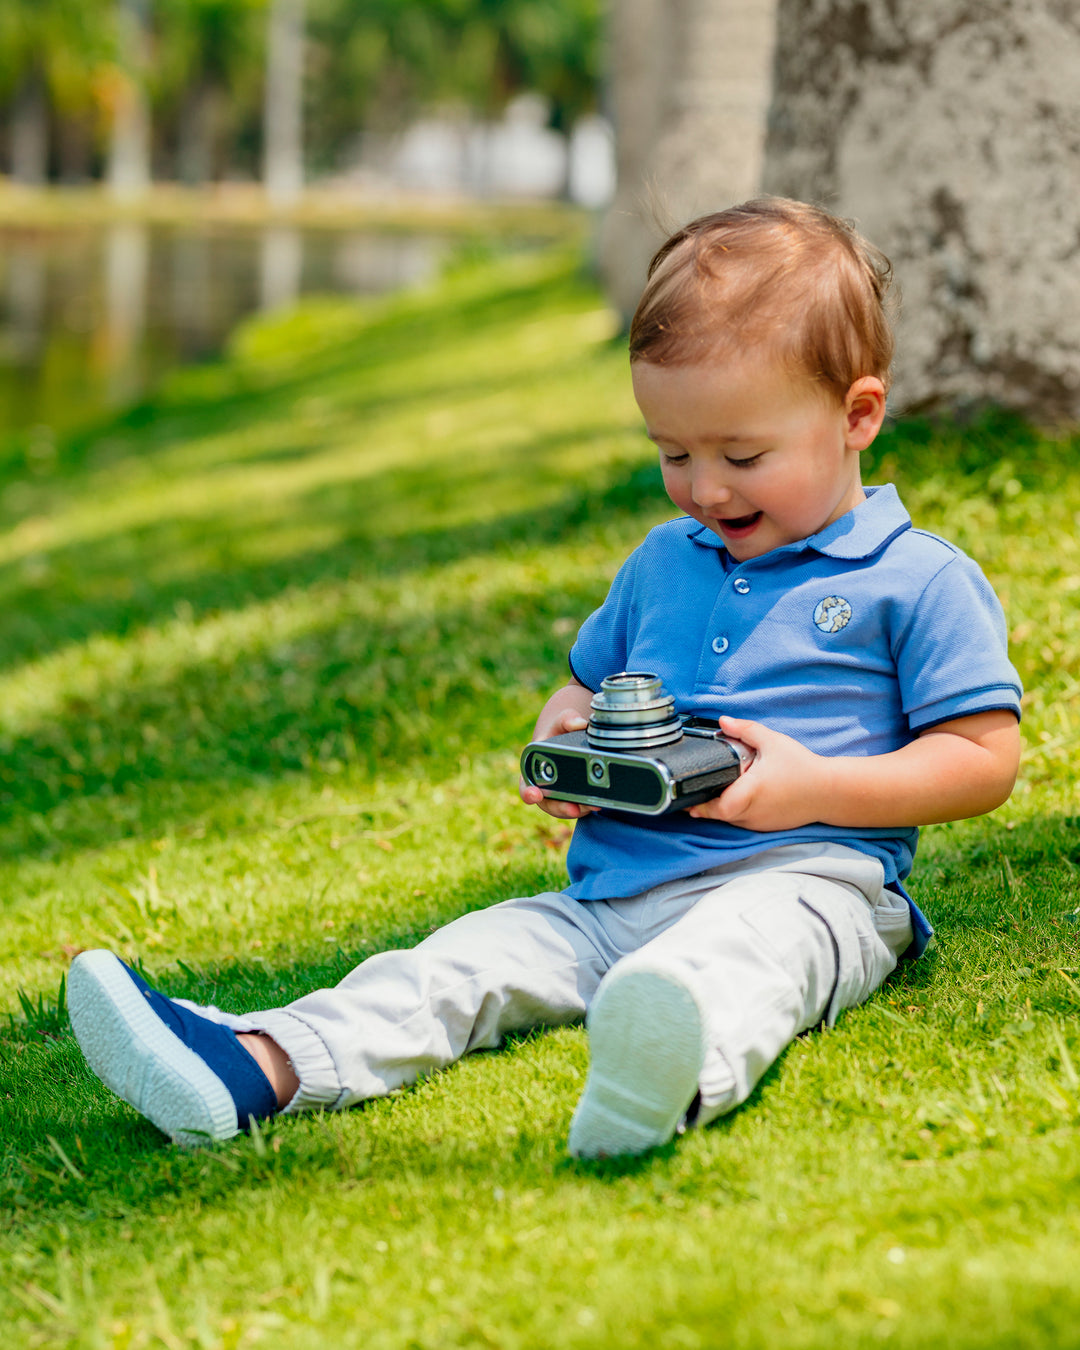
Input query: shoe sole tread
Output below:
<box><xmin>568</xmin><ymin>967</ymin><xmax>705</xmax><ymax>1159</ymax></box>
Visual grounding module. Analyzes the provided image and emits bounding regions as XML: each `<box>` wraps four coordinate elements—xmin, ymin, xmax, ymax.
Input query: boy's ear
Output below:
<box><xmin>843</xmin><ymin>377</ymin><xmax>887</xmax><ymax>451</ymax></box>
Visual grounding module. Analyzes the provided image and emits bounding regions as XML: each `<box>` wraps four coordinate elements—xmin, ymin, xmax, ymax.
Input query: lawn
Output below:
<box><xmin>1</xmin><ymin>242</ymin><xmax>1079</xmax><ymax>1350</ymax></box>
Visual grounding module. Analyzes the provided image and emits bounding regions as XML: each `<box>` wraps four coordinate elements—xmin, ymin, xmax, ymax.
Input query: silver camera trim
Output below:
<box><xmin>586</xmin><ymin>670</ymin><xmax>683</xmax><ymax>749</ymax></box>
<box><xmin>522</xmin><ymin>742</ymin><xmax>679</xmax><ymax>815</ymax></box>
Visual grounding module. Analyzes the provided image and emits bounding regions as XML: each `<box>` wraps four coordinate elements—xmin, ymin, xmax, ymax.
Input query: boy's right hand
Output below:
<box><xmin>518</xmin><ymin>704</ymin><xmax>598</xmax><ymax>819</ymax></box>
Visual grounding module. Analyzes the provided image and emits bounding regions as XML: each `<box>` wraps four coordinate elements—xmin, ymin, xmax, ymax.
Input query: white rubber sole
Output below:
<box><xmin>568</xmin><ymin>967</ymin><xmax>706</xmax><ymax>1159</ymax></box>
<box><xmin>68</xmin><ymin>950</ymin><xmax>239</xmax><ymax>1146</ymax></box>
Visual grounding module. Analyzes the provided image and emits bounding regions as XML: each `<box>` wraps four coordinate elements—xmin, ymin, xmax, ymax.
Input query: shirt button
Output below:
<box><xmin>711</xmin><ymin>636</ymin><xmax>730</xmax><ymax>654</ymax></box>
<box><xmin>733</xmin><ymin>578</ymin><xmax>751</xmax><ymax>594</ymax></box>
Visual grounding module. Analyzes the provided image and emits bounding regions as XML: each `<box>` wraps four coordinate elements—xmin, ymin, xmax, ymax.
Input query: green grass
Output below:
<box><xmin>2</xmin><ymin>243</ymin><xmax>1079</xmax><ymax>1349</ymax></box>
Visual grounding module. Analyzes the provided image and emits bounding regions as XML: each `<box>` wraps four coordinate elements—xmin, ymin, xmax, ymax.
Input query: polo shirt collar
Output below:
<box><xmin>686</xmin><ymin>484</ymin><xmax>911</xmax><ymax>563</ymax></box>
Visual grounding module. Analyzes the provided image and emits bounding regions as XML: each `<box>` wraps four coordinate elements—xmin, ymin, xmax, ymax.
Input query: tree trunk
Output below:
<box><xmin>599</xmin><ymin>0</ymin><xmax>779</xmax><ymax>322</ymax></box>
<box><xmin>11</xmin><ymin>72</ymin><xmax>48</xmax><ymax>185</ymax></box>
<box><xmin>57</xmin><ymin>115</ymin><xmax>93</xmax><ymax>183</ymax></box>
<box><xmin>263</xmin><ymin>0</ymin><xmax>306</xmax><ymax>207</ymax></box>
<box><xmin>763</xmin><ymin>0</ymin><xmax>1080</xmax><ymax>423</ymax></box>
<box><xmin>177</xmin><ymin>82</ymin><xmax>223</xmax><ymax>185</ymax></box>
<box><xmin>107</xmin><ymin>0</ymin><xmax>152</xmax><ymax>200</ymax></box>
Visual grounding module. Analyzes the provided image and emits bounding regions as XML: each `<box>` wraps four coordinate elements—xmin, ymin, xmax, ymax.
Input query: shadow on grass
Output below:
<box><xmin>2</xmin><ymin>987</ymin><xmax>902</xmax><ymax>1224</ymax></box>
<box><xmin>0</xmin><ymin>424</ymin><xmax>656</xmax><ymax>678</ymax></box>
<box><xmin>8</xmin><ymin>817</ymin><xmax>1071</xmax><ymax>1226</ymax></box>
<box><xmin>0</xmin><ymin>834</ymin><xmax>746</xmax><ymax>1217</ymax></box>
<box><xmin>0</xmin><ymin>258</ymin><xmax>595</xmax><ymax>496</ymax></box>
<box><xmin>0</xmin><ymin>282</ymin><xmax>632</xmax><ymax>670</ymax></box>
<box><xmin>0</xmin><ymin>451</ymin><xmax>670</xmax><ymax>864</ymax></box>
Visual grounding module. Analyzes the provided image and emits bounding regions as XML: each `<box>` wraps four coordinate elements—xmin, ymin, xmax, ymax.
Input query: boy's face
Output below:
<box><xmin>632</xmin><ymin>356</ymin><xmax>886</xmax><ymax>562</ymax></box>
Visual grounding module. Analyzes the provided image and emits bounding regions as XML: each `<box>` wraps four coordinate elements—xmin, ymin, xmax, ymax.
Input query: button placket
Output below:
<box><xmin>697</xmin><ymin>565</ymin><xmax>763</xmax><ymax>690</ymax></box>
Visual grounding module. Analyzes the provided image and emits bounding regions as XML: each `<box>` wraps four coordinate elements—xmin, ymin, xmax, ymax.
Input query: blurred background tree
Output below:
<box><xmin>306</xmin><ymin>0</ymin><xmax>599</xmax><ymax>134</ymax></box>
<box><xmin>304</xmin><ymin>0</ymin><xmax>601</xmax><ymax>185</ymax></box>
<box><xmin>0</xmin><ymin>0</ymin><xmax>602</xmax><ymax>193</ymax></box>
<box><xmin>598</xmin><ymin>0</ymin><xmax>776</xmax><ymax>320</ymax></box>
<box><xmin>153</xmin><ymin>0</ymin><xmax>265</xmax><ymax>184</ymax></box>
<box><xmin>0</xmin><ymin>0</ymin><xmax>114</xmax><ymax>183</ymax></box>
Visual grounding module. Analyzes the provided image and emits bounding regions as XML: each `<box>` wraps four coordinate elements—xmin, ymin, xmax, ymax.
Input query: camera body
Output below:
<box><xmin>520</xmin><ymin>672</ymin><xmax>752</xmax><ymax>816</ymax></box>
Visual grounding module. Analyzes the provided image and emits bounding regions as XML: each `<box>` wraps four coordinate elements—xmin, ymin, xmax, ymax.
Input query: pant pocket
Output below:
<box><xmin>738</xmin><ymin>891</ymin><xmax>838</xmax><ymax>1030</ymax></box>
<box><xmin>796</xmin><ymin>888</ymin><xmax>899</xmax><ymax>1024</ymax></box>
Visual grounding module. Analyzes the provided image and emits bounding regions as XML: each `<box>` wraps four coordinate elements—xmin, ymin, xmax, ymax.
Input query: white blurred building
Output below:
<box><xmin>345</xmin><ymin>95</ymin><xmax>615</xmax><ymax>208</ymax></box>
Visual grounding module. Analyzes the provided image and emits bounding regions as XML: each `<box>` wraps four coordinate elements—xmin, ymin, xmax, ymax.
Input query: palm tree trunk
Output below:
<box><xmin>177</xmin><ymin>82</ymin><xmax>222</xmax><ymax>185</ymax></box>
<box><xmin>263</xmin><ymin>0</ymin><xmax>306</xmax><ymax>207</ymax></box>
<box><xmin>107</xmin><ymin>0</ymin><xmax>152</xmax><ymax>200</ymax></box>
<box><xmin>11</xmin><ymin>71</ymin><xmax>48</xmax><ymax>185</ymax></box>
<box><xmin>599</xmin><ymin>0</ymin><xmax>779</xmax><ymax>322</ymax></box>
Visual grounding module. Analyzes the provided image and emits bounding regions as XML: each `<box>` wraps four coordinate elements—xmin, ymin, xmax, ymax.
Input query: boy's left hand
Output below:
<box><xmin>689</xmin><ymin>708</ymin><xmax>1020</xmax><ymax>831</ymax></box>
<box><xmin>687</xmin><ymin>716</ymin><xmax>823</xmax><ymax>832</ymax></box>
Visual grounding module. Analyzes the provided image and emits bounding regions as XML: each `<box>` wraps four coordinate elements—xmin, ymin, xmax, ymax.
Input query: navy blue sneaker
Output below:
<box><xmin>68</xmin><ymin>950</ymin><xmax>278</xmax><ymax>1146</ymax></box>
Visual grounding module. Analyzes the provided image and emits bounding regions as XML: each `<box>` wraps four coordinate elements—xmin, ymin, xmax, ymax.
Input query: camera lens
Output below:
<box><xmin>530</xmin><ymin>754</ymin><xmax>558</xmax><ymax>785</ymax></box>
<box><xmin>586</xmin><ymin>672</ymin><xmax>683</xmax><ymax>750</ymax></box>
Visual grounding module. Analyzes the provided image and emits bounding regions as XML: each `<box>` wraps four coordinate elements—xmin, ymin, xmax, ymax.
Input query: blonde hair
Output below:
<box><xmin>629</xmin><ymin>198</ymin><xmax>896</xmax><ymax>401</ymax></box>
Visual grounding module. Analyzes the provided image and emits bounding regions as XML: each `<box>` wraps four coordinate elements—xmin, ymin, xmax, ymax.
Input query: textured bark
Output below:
<box><xmin>600</xmin><ymin>0</ymin><xmax>779</xmax><ymax>321</ymax></box>
<box><xmin>263</xmin><ymin>0</ymin><xmax>306</xmax><ymax>207</ymax></box>
<box><xmin>763</xmin><ymin>0</ymin><xmax>1080</xmax><ymax>423</ymax></box>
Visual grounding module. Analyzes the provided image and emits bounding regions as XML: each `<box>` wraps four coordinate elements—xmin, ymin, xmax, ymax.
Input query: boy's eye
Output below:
<box><xmin>657</xmin><ymin>448</ymin><xmax>764</xmax><ymax>468</ymax></box>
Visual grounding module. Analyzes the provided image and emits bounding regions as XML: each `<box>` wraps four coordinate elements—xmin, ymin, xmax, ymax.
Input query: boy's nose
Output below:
<box><xmin>691</xmin><ymin>470</ymin><xmax>733</xmax><ymax>511</ymax></box>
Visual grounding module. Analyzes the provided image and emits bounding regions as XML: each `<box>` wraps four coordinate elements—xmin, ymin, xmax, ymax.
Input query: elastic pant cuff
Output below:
<box><xmin>229</xmin><ymin>1009</ymin><xmax>342</xmax><ymax>1113</ymax></box>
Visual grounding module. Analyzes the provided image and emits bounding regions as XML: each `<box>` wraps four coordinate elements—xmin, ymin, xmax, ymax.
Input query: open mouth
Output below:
<box><xmin>718</xmin><ymin>511</ymin><xmax>762</xmax><ymax>536</ymax></box>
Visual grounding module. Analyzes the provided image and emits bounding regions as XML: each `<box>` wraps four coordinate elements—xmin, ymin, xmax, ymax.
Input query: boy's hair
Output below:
<box><xmin>629</xmin><ymin>197</ymin><xmax>896</xmax><ymax>401</ymax></box>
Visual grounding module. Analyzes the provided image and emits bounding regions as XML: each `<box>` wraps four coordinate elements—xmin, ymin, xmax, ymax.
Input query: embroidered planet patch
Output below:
<box><xmin>813</xmin><ymin>596</ymin><xmax>853</xmax><ymax>633</ymax></box>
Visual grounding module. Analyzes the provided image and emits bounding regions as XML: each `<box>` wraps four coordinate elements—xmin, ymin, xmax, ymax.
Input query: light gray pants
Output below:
<box><xmin>192</xmin><ymin>843</ymin><xmax>913</xmax><ymax>1124</ymax></box>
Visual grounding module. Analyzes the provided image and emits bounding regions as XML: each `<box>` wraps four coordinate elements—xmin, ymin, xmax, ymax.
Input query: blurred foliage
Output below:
<box><xmin>306</xmin><ymin>0</ymin><xmax>601</xmax><ymax>152</ymax></box>
<box><xmin>151</xmin><ymin>0</ymin><xmax>267</xmax><ymax>180</ymax></box>
<box><xmin>0</xmin><ymin>0</ymin><xmax>112</xmax><ymax>116</ymax></box>
<box><xmin>0</xmin><ymin>0</ymin><xmax>601</xmax><ymax>183</ymax></box>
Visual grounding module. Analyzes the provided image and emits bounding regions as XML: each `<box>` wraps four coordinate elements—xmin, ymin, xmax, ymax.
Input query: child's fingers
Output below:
<box><xmin>719</xmin><ymin>715</ymin><xmax>767</xmax><ymax>746</ymax></box>
<box><xmin>555</xmin><ymin>712</ymin><xmax>589</xmax><ymax>734</ymax></box>
<box><xmin>686</xmin><ymin>797</ymin><xmax>725</xmax><ymax>821</ymax></box>
<box><xmin>519</xmin><ymin>779</ymin><xmax>595</xmax><ymax>817</ymax></box>
<box><xmin>537</xmin><ymin>798</ymin><xmax>595</xmax><ymax>819</ymax></box>
<box><xmin>687</xmin><ymin>778</ymin><xmax>749</xmax><ymax>822</ymax></box>
<box><xmin>688</xmin><ymin>788</ymin><xmax>739</xmax><ymax>815</ymax></box>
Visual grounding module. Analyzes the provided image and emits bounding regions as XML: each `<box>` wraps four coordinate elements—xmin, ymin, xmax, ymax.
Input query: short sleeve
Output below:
<box><xmin>568</xmin><ymin>548</ymin><xmax>642</xmax><ymax>692</ymax></box>
<box><xmin>894</xmin><ymin>550</ymin><xmax>1022</xmax><ymax>732</ymax></box>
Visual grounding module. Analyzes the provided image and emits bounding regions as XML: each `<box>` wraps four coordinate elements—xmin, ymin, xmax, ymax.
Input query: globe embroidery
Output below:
<box><xmin>813</xmin><ymin>596</ymin><xmax>853</xmax><ymax>633</ymax></box>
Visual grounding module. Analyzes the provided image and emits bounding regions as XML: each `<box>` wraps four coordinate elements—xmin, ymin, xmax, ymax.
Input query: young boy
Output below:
<box><xmin>66</xmin><ymin>198</ymin><xmax>1022</xmax><ymax>1159</ymax></box>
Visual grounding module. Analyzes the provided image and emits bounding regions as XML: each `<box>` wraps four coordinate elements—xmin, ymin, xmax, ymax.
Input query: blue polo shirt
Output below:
<box><xmin>565</xmin><ymin>485</ymin><xmax>1022</xmax><ymax>956</ymax></box>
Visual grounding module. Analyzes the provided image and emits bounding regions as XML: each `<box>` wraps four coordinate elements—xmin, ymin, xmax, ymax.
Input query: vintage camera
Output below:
<box><xmin>520</xmin><ymin>672</ymin><xmax>753</xmax><ymax>816</ymax></box>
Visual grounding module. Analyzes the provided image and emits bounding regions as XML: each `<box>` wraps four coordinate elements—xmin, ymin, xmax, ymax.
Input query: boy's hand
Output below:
<box><xmin>519</xmin><ymin>699</ymin><xmax>598</xmax><ymax>819</ymax></box>
<box><xmin>688</xmin><ymin>709</ymin><xmax>1020</xmax><ymax>831</ymax></box>
<box><xmin>687</xmin><ymin>716</ymin><xmax>822</xmax><ymax>831</ymax></box>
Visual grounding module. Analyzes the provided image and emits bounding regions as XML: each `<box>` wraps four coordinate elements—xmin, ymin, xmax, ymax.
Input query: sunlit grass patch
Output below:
<box><xmin>1</xmin><ymin>246</ymin><xmax>1079</xmax><ymax>1348</ymax></box>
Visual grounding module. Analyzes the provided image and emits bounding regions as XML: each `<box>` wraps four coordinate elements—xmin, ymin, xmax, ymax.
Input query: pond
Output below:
<box><xmin>0</xmin><ymin>223</ymin><xmax>447</xmax><ymax>438</ymax></box>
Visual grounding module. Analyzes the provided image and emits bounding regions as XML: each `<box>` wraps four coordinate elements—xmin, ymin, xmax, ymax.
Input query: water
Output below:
<box><xmin>0</xmin><ymin>223</ymin><xmax>446</xmax><ymax>437</ymax></box>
